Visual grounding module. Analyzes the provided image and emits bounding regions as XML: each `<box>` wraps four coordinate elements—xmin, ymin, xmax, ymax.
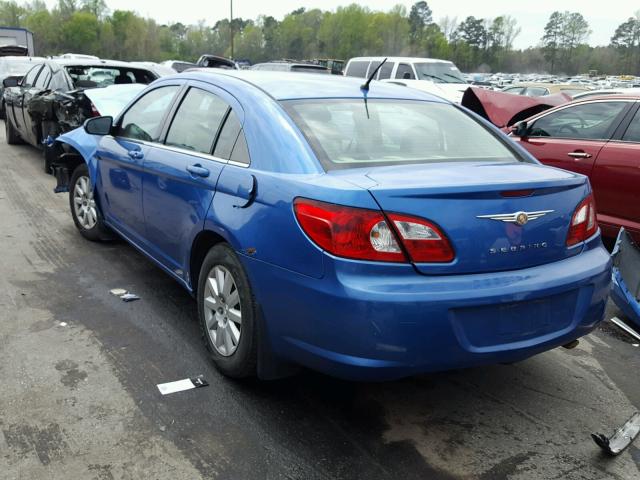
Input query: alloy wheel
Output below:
<box><xmin>73</xmin><ymin>175</ymin><xmax>97</xmax><ymax>230</ymax></box>
<box><xmin>203</xmin><ymin>265</ymin><xmax>242</xmax><ymax>356</ymax></box>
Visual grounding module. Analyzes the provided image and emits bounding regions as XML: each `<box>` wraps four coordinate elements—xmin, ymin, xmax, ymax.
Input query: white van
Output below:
<box><xmin>344</xmin><ymin>56</ymin><xmax>469</xmax><ymax>103</ymax></box>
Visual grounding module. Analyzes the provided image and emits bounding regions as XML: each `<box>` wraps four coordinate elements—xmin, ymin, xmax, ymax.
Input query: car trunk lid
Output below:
<box><xmin>331</xmin><ymin>162</ymin><xmax>590</xmax><ymax>275</ymax></box>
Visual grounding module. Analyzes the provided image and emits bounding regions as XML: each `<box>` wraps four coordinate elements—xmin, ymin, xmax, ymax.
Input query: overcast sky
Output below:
<box><xmin>68</xmin><ymin>0</ymin><xmax>635</xmax><ymax>49</ymax></box>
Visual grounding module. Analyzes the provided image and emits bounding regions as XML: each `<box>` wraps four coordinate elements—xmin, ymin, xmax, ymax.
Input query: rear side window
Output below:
<box><xmin>119</xmin><ymin>86</ymin><xmax>179</xmax><ymax>142</ymax></box>
<box><xmin>283</xmin><ymin>99</ymin><xmax>521</xmax><ymax>170</ymax></box>
<box><xmin>22</xmin><ymin>65</ymin><xmax>41</xmax><ymax>87</ymax></box>
<box><xmin>166</xmin><ymin>87</ymin><xmax>228</xmax><ymax>154</ymax></box>
<box><xmin>377</xmin><ymin>62</ymin><xmax>393</xmax><ymax>80</ymax></box>
<box><xmin>395</xmin><ymin>63</ymin><xmax>415</xmax><ymax>80</ymax></box>
<box><xmin>213</xmin><ymin>110</ymin><xmax>241</xmax><ymax>159</ymax></box>
<box><xmin>524</xmin><ymin>87</ymin><xmax>548</xmax><ymax>97</ymax></box>
<box><xmin>529</xmin><ymin>102</ymin><xmax>627</xmax><ymax>140</ymax></box>
<box><xmin>345</xmin><ymin>61</ymin><xmax>369</xmax><ymax>78</ymax></box>
<box><xmin>230</xmin><ymin>132</ymin><xmax>250</xmax><ymax>165</ymax></box>
<box><xmin>622</xmin><ymin>110</ymin><xmax>640</xmax><ymax>143</ymax></box>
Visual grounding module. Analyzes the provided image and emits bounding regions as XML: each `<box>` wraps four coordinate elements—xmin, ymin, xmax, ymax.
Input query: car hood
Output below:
<box><xmin>462</xmin><ymin>87</ymin><xmax>571</xmax><ymax>129</ymax></box>
<box><xmin>83</xmin><ymin>83</ymin><xmax>146</xmax><ymax>118</ymax></box>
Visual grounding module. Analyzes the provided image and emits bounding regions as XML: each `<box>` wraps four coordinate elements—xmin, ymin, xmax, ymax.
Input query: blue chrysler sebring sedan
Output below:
<box><xmin>52</xmin><ymin>71</ymin><xmax>611</xmax><ymax>380</ymax></box>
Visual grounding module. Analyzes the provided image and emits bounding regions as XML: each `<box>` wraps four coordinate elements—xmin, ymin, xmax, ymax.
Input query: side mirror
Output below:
<box><xmin>3</xmin><ymin>75</ymin><xmax>22</xmax><ymax>88</ymax></box>
<box><xmin>513</xmin><ymin>121</ymin><xmax>529</xmax><ymax>137</ymax></box>
<box><xmin>84</xmin><ymin>116</ymin><xmax>113</xmax><ymax>136</ymax></box>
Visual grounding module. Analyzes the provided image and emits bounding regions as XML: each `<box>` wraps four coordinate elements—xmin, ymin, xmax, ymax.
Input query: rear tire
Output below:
<box><xmin>68</xmin><ymin>163</ymin><xmax>112</xmax><ymax>242</ymax></box>
<box><xmin>5</xmin><ymin>116</ymin><xmax>23</xmax><ymax>145</ymax></box>
<box><xmin>198</xmin><ymin>244</ymin><xmax>258</xmax><ymax>378</ymax></box>
<box><xmin>0</xmin><ymin>100</ymin><xmax>6</xmax><ymax>120</ymax></box>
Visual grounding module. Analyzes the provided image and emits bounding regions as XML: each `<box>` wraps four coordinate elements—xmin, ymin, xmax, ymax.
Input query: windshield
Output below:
<box><xmin>414</xmin><ymin>62</ymin><xmax>466</xmax><ymax>84</ymax></box>
<box><xmin>283</xmin><ymin>99</ymin><xmax>522</xmax><ymax>170</ymax></box>
<box><xmin>64</xmin><ymin>66</ymin><xmax>156</xmax><ymax>87</ymax></box>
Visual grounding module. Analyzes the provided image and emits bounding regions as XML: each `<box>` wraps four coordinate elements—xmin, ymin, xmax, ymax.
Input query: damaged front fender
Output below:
<box><xmin>610</xmin><ymin>228</ymin><xmax>640</xmax><ymax>329</ymax></box>
<box><xmin>52</xmin><ymin>126</ymin><xmax>101</xmax><ymax>193</ymax></box>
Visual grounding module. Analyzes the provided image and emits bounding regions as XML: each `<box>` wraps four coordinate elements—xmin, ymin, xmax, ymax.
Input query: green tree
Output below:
<box><xmin>611</xmin><ymin>13</ymin><xmax>640</xmax><ymax>73</ymax></box>
<box><xmin>541</xmin><ymin>11</ymin><xmax>564</xmax><ymax>73</ymax></box>
<box><xmin>61</xmin><ymin>11</ymin><xmax>99</xmax><ymax>53</ymax></box>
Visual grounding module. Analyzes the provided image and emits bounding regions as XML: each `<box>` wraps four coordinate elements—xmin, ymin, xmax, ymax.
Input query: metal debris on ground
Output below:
<box><xmin>156</xmin><ymin>375</ymin><xmax>209</xmax><ymax>396</ymax></box>
<box><xmin>591</xmin><ymin>412</ymin><xmax>640</xmax><ymax>456</ymax></box>
<box><xmin>109</xmin><ymin>288</ymin><xmax>140</xmax><ymax>302</ymax></box>
<box><xmin>609</xmin><ymin>317</ymin><xmax>640</xmax><ymax>343</ymax></box>
<box><xmin>120</xmin><ymin>293</ymin><xmax>140</xmax><ymax>302</ymax></box>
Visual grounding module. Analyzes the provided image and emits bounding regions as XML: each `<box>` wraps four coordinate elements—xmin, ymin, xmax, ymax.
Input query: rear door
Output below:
<box><xmin>589</xmin><ymin>103</ymin><xmax>640</xmax><ymax>238</ymax></box>
<box><xmin>515</xmin><ymin>100</ymin><xmax>632</xmax><ymax>177</ymax></box>
<box><xmin>141</xmin><ymin>83</ymin><xmax>235</xmax><ymax>276</ymax></box>
<box><xmin>97</xmin><ymin>84</ymin><xmax>181</xmax><ymax>243</ymax></box>
<box><xmin>10</xmin><ymin>63</ymin><xmax>41</xmax><ymax>137</ymax></box>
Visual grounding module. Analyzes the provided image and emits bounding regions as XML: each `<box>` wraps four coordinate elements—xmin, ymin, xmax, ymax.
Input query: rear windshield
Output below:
<box><xmin>283</xmin><ymin>99</ymin><xmax>522</xmax><ymax>170</ymax></box>
<box><xmin>64</xmin><ymin>66</ymin><xmax>156</xmax><ymax>88</ymax></box>
<box><xmin>290</xmin><ymin>65</ymin><xmax>329</xmax><ymax>74</ymax></box>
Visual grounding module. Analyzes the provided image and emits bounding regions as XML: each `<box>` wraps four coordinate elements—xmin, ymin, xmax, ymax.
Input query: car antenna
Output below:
<box><xmin>361</xmin><ymin>58</ymin><xmax>387</xmax><ymax>92</ymax></box>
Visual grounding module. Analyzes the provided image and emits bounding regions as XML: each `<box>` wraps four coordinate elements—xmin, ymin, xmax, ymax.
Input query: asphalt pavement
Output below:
<box><xmin>0</xmin><ymin>127</ymin><xmax>638</xmax><ymax>479</ymax></box>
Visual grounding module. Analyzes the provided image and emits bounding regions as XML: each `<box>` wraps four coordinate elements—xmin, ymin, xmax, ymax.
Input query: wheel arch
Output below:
<box><xmin>189</xmin><ymin>230</ymin><xmax>228</xmax><ymax>294</ymax></box>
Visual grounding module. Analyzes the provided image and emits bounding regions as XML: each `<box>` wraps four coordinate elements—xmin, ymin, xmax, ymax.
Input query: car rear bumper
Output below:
<box><xmin>243</xmin><ymin>237</ymin><xmax>611</xmax><ymax>380</ymax></box>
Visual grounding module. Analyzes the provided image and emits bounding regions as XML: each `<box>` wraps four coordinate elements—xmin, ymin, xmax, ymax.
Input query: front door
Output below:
<box><xmin>515</xmin><ymin>100</ymin><xmax>631</xmax><ymax>177</ymax></box>
<box><xmin>97</xmin><ymin>84</ymin><xmax>181</xmax><ymax>243</ymax></box>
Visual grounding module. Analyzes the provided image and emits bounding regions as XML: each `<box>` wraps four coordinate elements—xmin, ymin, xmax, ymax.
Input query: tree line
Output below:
<box><xmin>1</xmin><ymin>0</ymin><xmax>639</xmax><ymax>76</ymax></box>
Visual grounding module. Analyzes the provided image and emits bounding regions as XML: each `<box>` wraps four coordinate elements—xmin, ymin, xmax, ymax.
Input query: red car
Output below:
<box><xmin>511</xmin><ymin>95</ymin><xmax>640</xmax><ymax>242</ymax></box>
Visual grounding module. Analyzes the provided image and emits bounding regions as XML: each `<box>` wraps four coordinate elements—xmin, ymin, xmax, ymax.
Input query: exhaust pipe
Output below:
<box><xmin>562</xmin><ymin>339</ymin><xmax>579</xmax><ymax>349</ymax></box>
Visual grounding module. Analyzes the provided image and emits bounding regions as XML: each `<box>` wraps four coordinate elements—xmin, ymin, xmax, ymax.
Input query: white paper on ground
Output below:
<box><xmin>157</xmin><ymin>378</ymin><xmax>197</xmax><ymax>395</ymax></box>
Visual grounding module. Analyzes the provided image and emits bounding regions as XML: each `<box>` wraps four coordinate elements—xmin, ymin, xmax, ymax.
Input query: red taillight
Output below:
<box><xmin>90</xmin><ymin>102</ymin><xmax>100</xmax><ymax>117</ymax></box>
<box><xmin>566</xmin><ymin>194</ymin><xmax>597</xmax><ymax>246</ymax></box>
<box><xmin>293</xmin><ymin>198</ymin><xmax>454</xmax><ymax>263</ymax></box>
<box><xmin>387</xmin><ymin>213</ymin><xmax>455</xmax><ymax>263</ymax></box>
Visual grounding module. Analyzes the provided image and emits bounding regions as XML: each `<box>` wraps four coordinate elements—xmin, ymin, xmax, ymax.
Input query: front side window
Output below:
<box><xmin>165</xmin><ymin>88</ymin><xmax>228</xmax><ymax>154</ymax></box>
<box><xmin>413</xmin><ymin>62</ymin><xmax>465</xmax><ymax>83</ymax></box>
<box><xmin>34</xmin><ymin>66</ymin><xmax>51</xmax><ymax>89</ymax></box>
<box><xmin>22</xmin><ymin>65</ymin><xmax>42</xmax><ymax>87</ymax></box>
<box><xmin>345</xmin><ymin>61</ymin><xmax>369</xmax><ymax>78</ymax></box>
<box><xmin>395</xmin><ymin>63</ymin><xmax>415</xmax><ymax>80</ymax></box>
<box><xmin>119</xmin><ymin>86</ymin><xmax>180</xmax><ymax>142</ymax></box>
<box><xmin>529</xmin><ymin>102</ymin><xmax>627</xmax><ymax>140</ymax></box>
<box><xmin>283</xmin><ymin>99</ymin><xmax>521</xmax><ymax>170</ymax></box>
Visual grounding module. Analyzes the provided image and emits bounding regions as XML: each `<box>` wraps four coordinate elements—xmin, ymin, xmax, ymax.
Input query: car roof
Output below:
<box><xmin>571</xmin><ymin>93</ymin><xmax>640</xmax><ymax>102</ymax></box>
<box><xmin>509</xmin><ymin>82</ymin><xmax>589</xmax><ymax>90</ymax></box>
<box><xmin>51</xmin><ymin>58</ymin><xmax>148</xmax><ymax>68</ymax></box>
<box><xmin>347</xmin><ymin>56</ymin><xmax>453</xmax><ymax>64</ymax></box>
<box><xmin>179</xmin><ymin>70</ymin><xmax>446</xmax><ymax>102</ymax></box>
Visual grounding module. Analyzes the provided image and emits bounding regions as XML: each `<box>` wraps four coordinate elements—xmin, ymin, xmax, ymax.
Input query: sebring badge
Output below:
<box><xmin>476</xmin><ymin>210</ymin><xmax>554</xmax><ymax>226</ymax></box>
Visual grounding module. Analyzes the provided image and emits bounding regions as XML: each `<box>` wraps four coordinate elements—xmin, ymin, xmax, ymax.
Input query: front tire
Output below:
<box><xmin>198</xmin><ymin>244</ymin><xmax>258</xmax><ymax>378</ymax></box>
<box><xmin>69</xmin><ymin>164</ymin><xmax>112</xmax><ymax>241</ymax></box>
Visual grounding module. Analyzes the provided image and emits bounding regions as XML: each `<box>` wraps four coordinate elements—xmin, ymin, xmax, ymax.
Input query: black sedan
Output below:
<box><xmin>3</xmin><ymin>58</ymin><xmax>158</xmax><ymax>161</ymax></box>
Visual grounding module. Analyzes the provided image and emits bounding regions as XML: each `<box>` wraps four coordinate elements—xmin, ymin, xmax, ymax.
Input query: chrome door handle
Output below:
<box><xmin>568</xmin><ymin>151</ymin><xmax>592</xmax><ymax>159</ymax></box>
<box><xmin>128</xmin><ymin>150</ymin><xmax>144</xmax><ymax>159</ymax></box>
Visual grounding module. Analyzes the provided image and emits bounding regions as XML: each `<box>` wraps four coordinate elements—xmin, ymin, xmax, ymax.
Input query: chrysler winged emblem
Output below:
<box><xmin>476</xmin><ymin>210</ymin><xmax>554</xmax><ymax>226</ymax></box>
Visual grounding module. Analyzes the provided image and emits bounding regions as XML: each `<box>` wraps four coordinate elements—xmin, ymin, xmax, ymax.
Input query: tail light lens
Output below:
<box><xmin>293</xmin><ymin>198</ymin><xmax>454</xmax><ymax>263</ymax></box>
<box><xmin>90</xmin><ymin>102</ymin><xmax>100</xmax><ymax>117</ymax></box>
<box><xmin>566</xmin><ymin>194</ymin><xmax>597</xmax><ymax>246</ymax></box>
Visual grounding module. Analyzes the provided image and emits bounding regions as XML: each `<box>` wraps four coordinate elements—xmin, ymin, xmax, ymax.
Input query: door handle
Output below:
<box><xmin>186</xmin><ymin>164</ymin><xmax>210</xmax><ymax>178</ymax></box>
<box><xmin>128</xmin><ymin>150</ymin><xmax>144</xmax><ymax>160</ymax></box>
<box><xmin>567</xmin><ymin>151</ymin><xmax>592</xmax><ymax>159</ymax></box>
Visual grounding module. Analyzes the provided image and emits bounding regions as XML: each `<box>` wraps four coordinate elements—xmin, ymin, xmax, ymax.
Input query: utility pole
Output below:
<box><xmin>230</xmin><ymin>0</ymin><xmax>234</xmax><ymax>59</ymax></box>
